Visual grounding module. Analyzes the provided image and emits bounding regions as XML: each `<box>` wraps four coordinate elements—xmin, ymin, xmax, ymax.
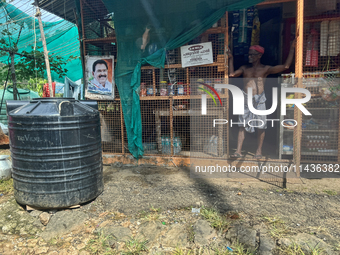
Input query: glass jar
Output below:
<box><xmin>159</xmin><ymin>81</ymin><xmax>168</xmax><ymax>96</ymax></box>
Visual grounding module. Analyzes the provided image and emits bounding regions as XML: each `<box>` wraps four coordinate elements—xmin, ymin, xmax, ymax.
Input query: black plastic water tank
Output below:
<box><xmin>6</xmin><ymin>98</ymin><xmax>103</xmax><ymax>208</ymax></box>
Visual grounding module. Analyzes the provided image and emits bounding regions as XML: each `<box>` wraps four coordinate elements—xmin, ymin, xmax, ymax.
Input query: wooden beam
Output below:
<box><xmin>293</xmin><ymin>0</ymin><xmax>304</xmax><ymax>177</ymax></box>
<box><xmin>257</xmin><ymin>0</ymin><xmax>296</xmax><ymax>6</ymax></box>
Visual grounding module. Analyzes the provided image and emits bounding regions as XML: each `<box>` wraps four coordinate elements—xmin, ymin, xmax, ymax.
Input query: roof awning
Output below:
<box><xmin>36</xmin><ymin>0</ymin><xmax>110</xmax><ymax>24</ymax></box>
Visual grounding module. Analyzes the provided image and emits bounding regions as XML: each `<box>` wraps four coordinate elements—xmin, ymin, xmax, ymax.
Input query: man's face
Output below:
<box><xmin>248</xmin><ymin>49</ymin><xmax>262</xmax><ymax>63</ymax></box>
<box><xmin>93</xmin><ymin>63</ymin><xmax>108</xmax><ymax>86</ymax></box>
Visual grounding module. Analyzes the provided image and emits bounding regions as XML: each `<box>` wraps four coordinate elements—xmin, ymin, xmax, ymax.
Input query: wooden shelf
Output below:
<box><xmin>305</xmin><ymin>16</ymin><xmax>340</xmax><ymax>23</ymax></box>
<box><xmin>302</xmin><ymin>151</ymin><xmax>338</xmax><ymax>156</ymax></box>
<box><xmin>282</xmin><ymin>150</ymin><xmax>338</xmax><ymax>156</ymax></box>
<box><xmin>284</xmin><ymin>129</ymin><xmax>338</xmax><ymax>132</ymax></box>
<box><xmin>137</xmin><ymin>94</ymin><xmax>229</xmax><ymax>100</ymax></box>
<box><xmin>257</xmin><ymin>0</ymin><xmax>295</xmax><ymax>6</ymax></box>
<box><xmin>141</xmin><ymin>62</ymin><xmax>224</xmax><ymax>70</ymax></box>
<box><xmin>201</xmin><ymin>27</ymin><xmax>226</xmax><ymax>35</ymax></box>
<box><xmin>286</xmin><ymin>107</ymin><xmax>338</xmax><ymax>110</ymax></box>
<box><xmin>84</xmin><ymin>37</ymin><xmax>116</xmax><ymax>43</ymax></box>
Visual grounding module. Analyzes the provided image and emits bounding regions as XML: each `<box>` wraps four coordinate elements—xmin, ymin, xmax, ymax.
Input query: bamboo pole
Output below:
<box><xmin>35</xmin><ymin>0</ymin><xmax>53</xmax><ymax>97</ymax></box>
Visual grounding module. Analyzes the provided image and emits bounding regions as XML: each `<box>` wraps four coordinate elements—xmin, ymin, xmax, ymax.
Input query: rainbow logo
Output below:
<box><xmin>198</xmin><ymin>82</ymin><xmax>223</xmax><ymax>107</ymax></box>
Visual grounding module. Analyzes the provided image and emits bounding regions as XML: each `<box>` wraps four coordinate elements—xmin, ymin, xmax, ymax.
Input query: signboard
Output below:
<box><xmin>180</xmin><ymin>42</ymin><xmax>213</xmax><ymax>68</ymax></box>
<box><xmin>85</xmin><ymin>55</ymin><xmax>115</xmax><ymax>100</ymax></box>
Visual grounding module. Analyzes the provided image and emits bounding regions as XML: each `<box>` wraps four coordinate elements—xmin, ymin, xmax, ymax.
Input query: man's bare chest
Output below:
<box><xmin>243</xmin><ymin>67</ymin><xmax>268</xmax><ymax>78</ymax></box>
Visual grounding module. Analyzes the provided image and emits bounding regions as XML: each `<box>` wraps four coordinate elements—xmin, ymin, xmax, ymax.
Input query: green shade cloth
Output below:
<box><xmin>0</xmin><ymin>2</ymin><xmax>82</xmax><ymax>83</ymax></box>
<box><xmin>0</xmin><ymin>86</ymin><xmax>40</xmax><ymax>125</ymax></box>
<box><xmin>102</xmin><ymin>0</ymin><xmax>263</xmax><ymax>158</ymax></box>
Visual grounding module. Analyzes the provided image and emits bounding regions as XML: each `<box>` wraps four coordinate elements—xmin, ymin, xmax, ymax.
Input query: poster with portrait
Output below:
<box><xmin>85</xmin><ymin>55</ymin><xmax>115</xmax><ymax>100</ymax></box>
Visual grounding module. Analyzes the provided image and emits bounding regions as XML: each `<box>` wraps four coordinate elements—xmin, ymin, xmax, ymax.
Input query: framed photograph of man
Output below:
<box><xmin>85</xmin><ymin>55</ymin><xmax>115</xmax><ymax>100</ymax></box>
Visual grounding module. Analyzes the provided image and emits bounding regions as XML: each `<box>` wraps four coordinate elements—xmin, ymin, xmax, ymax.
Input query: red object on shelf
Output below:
<box><xmin>305</xmin><ymin>29</ymin><xmax>319</xmax><ymax>67</ymax></box>
<box><xmin>43</xmin><ymin>82</ymin><xmax>56</xmax><ymax>97</ymax></box>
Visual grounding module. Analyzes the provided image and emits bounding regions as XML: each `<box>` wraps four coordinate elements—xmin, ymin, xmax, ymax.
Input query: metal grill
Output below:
<box><xmin>98</xmin><ymin>101</ymin><xmax>123</xmax><ymax>154</ymax></box>
<box><xmin>301</xmin><ymin>0</ymin><xmax>340</xmax><ymax>163</ymax></box>
<box><xmin>79</xmin><ymin>0</ymin><xmax>340</xmax><ymax>165</ymax></box>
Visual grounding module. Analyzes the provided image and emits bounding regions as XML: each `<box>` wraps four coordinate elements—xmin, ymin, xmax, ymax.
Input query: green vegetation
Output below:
<box><xmin>200</xmin><ymin>207</ymin><xmax>230</xmax><ymax>232</ymax></box>
<box><xmin>140</xmin><ymin>205</ymin><xmax>162</xmax><ymax>222</ymax></box>
<box><xmin>277</xmin><ymin>242</ymin><xmax>325</xmax><ymax>255</ymax></box>
<box><xmin>323</xmin><ymin>190</ymin><xmax>337</xmax><ymax>196</ymax></box>
<box><xmin>0</xmin><ymin>178</ymin><xmax>13</xmax><ymax>195</ymax></box>
<box><xmin>263</xmin><ymin>216</ymin><xmax>290</xmax><ymax>239</ymax></box>
<box><xmin>229</xmin><ymin>240</ymin><xmax>257</xmax><ymax>255</ymax></box>
<box><xmin>122</xmin><ymin>238</ymin><xmax>148</xmax><ymax>255</ymax></box>
<box><xmin>86</xmin><ymin>231</ymin><xmax>116</xmax><ymax>255</ymax></box>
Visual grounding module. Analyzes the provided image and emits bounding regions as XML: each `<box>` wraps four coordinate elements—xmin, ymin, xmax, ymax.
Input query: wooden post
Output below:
<box><xmin>35</xmin><ymin>0</ymin><xmax>53</xmax><ymax>97</ymax></box>
<box><xmin>294</xmin><ymin>0</ymin><xmax>304</xmax><ymax>177</ymax></box>
<box><xmin>10</xmin><ymin>53</ymin><xmax>17</xmax><ymax>100</ymax></box>
<box><xmin>73</xmin><ymin>8</ymin><xmax>86</xmax><ymax>100</ymax></box>
<box><xmin>225</xmin><ymin>11</ymin><xmax>229</xmax><ymax>158</ymax></box>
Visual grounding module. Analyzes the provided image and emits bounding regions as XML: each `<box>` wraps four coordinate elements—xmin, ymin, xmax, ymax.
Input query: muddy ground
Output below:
<box><xmin>0</xmin><ymin>149</ymin><xmax>340</xmax><ymax>254</ymax></box>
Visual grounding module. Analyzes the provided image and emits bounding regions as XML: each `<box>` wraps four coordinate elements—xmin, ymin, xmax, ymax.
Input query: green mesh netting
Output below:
<box><xmin>0</xmin><ymin>2</ymin><xmax>82</xmax><ymax>83</ymax></box>
<box><xmin>102</xmin><ymin>0</ymin><xmax>263</xmax><ymax>158</ymax></box>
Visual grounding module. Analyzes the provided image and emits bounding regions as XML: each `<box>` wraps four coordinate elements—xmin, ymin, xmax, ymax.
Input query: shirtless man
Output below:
<box><xmin>228</xmin><ymin>41</ymin><xmax>295</xmax><ymax>159</ymax></box>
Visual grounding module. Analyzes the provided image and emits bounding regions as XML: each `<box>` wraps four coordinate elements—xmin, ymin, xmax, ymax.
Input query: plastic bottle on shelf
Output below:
<box><xmin>173</xmin><ymin>137</ymin><xmax>182</xmax><ymax>154</ymax></box>
<box><xmin>173</xmin><ymin>138</ymin><xmax>178</xmax><ymax>154</ymax></box>
<box><xmin>165</xmin><ymin>137</ymin><xmax>170</xmax><ymax>154</ymax></box>
<box><xmin>177</xmin><ymin>82</ymin><xmax>184</xmax><ymax>96</ymax></box>
<box><xmin>161</xmin><ymin>136</ymin><xmax>166</xmax><ymax>154</ymax></box>
<box><xmin>168</xmin><ymin>83</ymin><xmax>174</xmax><ymax>96</ymax></box>
<box><xmin>147</xmin><ymin>85</ymin><xmax>154</xmax><ymax>96</ymax></box>
<box><xmin>214</xmin><ymin>79</ymin><xmax>222</xmax><ymax>93</ymax></box>
<box><xmin>197</xmin><ymin>79</ymin><xmax>204</xmax><ymax>95</ymax></box>
<box><xmin>184</xmin><ymin>84</ymin><xmax>191</xmax><ymax>95</ymax></box>
<box><xmin>140</xmin><ymin>83</ymin><xmax>147</xmax><ymax>97</ymax></box>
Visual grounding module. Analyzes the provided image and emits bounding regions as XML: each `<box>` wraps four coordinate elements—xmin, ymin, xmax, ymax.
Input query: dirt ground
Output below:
<box><xmin>99</xmin><ymin>164</ymin><xmax>340</xmax><ymax>238</ymax></box>
<box><xmin>1</xmin><ymin>148</ymin><xmax>340</xmax><ymax>254</ymax></box>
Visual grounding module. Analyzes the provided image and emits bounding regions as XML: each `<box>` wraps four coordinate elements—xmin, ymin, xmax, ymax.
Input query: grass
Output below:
<box><xmin>229</xmin><ymin>240</ymin><xmax>257</xmax><ymax>255</ymax></box>
<box><xmin>263</xmin><ymin>216</ymin><xmax>290</xmax><ymax>239</ymax></box>
<box><xmin>48</xmin><ymin>237</ymin><xmax>65</xmax><ymax>248</ymax></box>
<box><xmin>187</xmin><ymin>224</ymin><xmax>195</xmax><ymax>242</ymax></box>
<box><xmin>278</xmin><ymin>242</ymin><xmax>325</xmax><ymax>255</ymax></box>
<box><xmin>200</xmin><ymin>207</ymin><xmax>230</xmax><ymax>232</ymax></box>
<box><xmin>121</xmin><ymin>237</ymin><xmax>148</xmax><ymax>255</ymax></box>
<box><xmin>107</xmin><ymin>211</ymin><xmax>127</xmax><ymax>221</ymax></box>
<box><xmin>323</xmin><ymin>190</ymin><xmax>337</xmax><ymax>196</ymax></box>
<box><xmin>86</xmin><ymin>231</ymin><xmax>116</xmax><ymax>255</ymax></box>
<box><xmin>172</xmin><ymin>247</ymin><xmax>192</xmax><ymax>255</ymax></box>
<box><xmin>149</xmin><ymin>205</ymin><xmax>161</xmax><ymax>213</ymax></box>
<box><xmin>140</xmin><ymin>205</ymin><xmax>162</xmax><ymax>222</ymax></box>
<box><xmin>0</xmin><ymin>178</ymin><xmax>13</xmax><ymax>195</ymax></box>
<box><xmin>283</xmin><ymin>188</ymin><xmax>294</xmax><ymax>193</ymax></box>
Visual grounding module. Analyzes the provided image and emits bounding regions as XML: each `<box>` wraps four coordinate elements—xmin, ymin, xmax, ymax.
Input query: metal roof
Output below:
<box><xmin>36</xmin><ymin>0</ymin><xmax>109</xmax><ymax>24</ymax></box>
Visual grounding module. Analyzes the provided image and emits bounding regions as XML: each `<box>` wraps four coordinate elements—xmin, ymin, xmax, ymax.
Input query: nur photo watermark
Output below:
<box><xmin>189</xmin><ymin>77</ymin><xmax>340</xmax><ymax>179</ymax></box>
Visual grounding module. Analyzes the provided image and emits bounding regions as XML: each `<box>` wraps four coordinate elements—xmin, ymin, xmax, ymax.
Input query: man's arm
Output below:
<box><xmin>266</xmin><ymin>39</ymin><xmax>296</xmax><ymax>75</ymax></box>
<box><xmin>228</xmin><ymin>48</ymin><xmax>244</xmax><ymax>77</ymax></box>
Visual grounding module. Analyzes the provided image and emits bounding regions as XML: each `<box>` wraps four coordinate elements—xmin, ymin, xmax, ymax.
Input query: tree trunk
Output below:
<box><xmin>10</xmin><ymin>53</ymin><xmax>17</xmax><ymax>100</ymax></box>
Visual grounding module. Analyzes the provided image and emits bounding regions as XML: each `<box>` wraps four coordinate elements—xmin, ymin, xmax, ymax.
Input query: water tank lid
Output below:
<box><xmin>8</xmin><ymin>98</ymin><xmax>97</xmax><ymax>117</ymax></box>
